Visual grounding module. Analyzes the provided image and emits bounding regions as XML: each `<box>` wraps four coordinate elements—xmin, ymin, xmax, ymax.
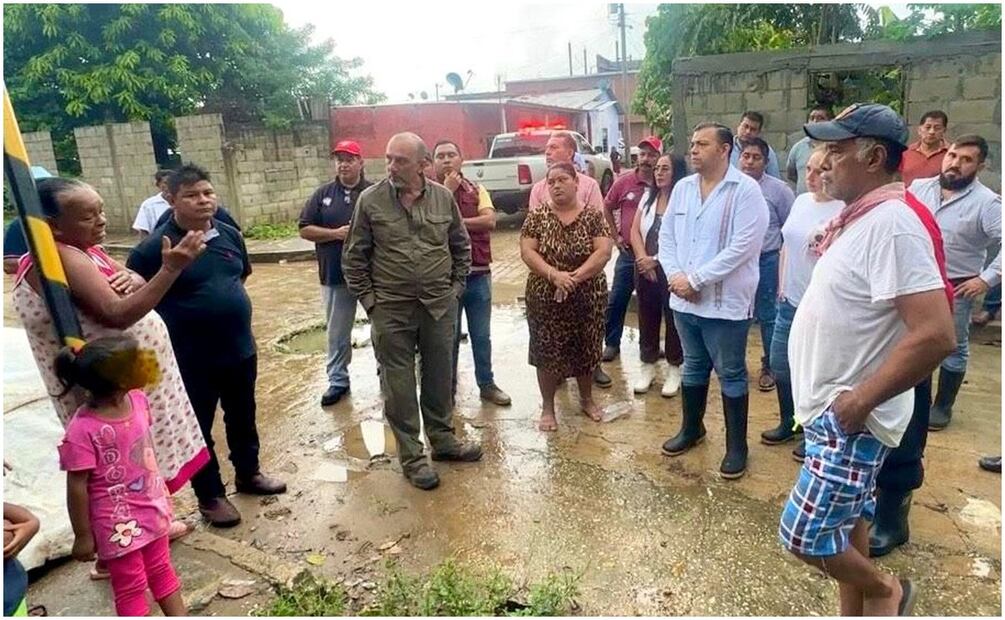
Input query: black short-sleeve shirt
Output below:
<box><xmin>126</xmin><ymin>218</ymin><xmax>255</xmax><ymax>368</ymax></box>
<box><xmin>298</xmin><ymin>178</ymin><xmax>371</xmax><ymax>286</ymax></box>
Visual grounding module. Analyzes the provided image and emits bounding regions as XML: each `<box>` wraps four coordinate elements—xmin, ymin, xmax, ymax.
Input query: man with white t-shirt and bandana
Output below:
<box><xmin>778</xmin><ymin>103</ymin><xmax>955</xmax><ymax>616</ymax></box>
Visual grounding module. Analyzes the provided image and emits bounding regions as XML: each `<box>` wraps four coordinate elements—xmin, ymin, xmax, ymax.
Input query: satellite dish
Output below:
<box><xmin>446</xmin><ymin>72</ymin><xmax>464</xmax><ymax>93</ymax></box>
<box><xmin>420</xmin><ymin>91</ymin><xmax>428</xmax><ymax>100</ymax></box>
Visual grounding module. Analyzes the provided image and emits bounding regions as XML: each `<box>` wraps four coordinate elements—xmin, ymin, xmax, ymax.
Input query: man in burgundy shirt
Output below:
<box><xmin>432</xmin><ymin>139</ymin><xmax>512</xmax><ymax>406</ymax></box>
<box><xmin>598</xmin><ymin>136</ymin><xmax>661</xmax><ymax>385</ymax></box>
<box><xmin>901</xmin><ymin>110</ymin><xmax>949</xmax><ymax>186</ymax></box>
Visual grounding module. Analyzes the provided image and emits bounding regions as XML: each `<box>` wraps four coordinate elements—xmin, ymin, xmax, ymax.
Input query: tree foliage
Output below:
<box><xmin>3</xmin><ymin>4</ymin><xmax>384</xmax><ymax>171</ymax></box>
<box><xmin>635</xmin><ymin>3</ymin><xmax>1002</xmax><ymax>136</ymax></box>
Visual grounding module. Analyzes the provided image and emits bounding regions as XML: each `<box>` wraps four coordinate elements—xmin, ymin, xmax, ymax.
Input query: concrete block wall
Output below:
<box><xmin>672</xmin><ymin>31</ymin><xmax>1002</xmax><ymax>192</ymax></box>
<box><xmin>22</xmin><ymin>131</ymin><xmax>59</xmax><ymax>175</ymax></box>
<box><xmin>174</xmin><ymin>114</ymin><xmax>233</xmax><ymax>210</ymax></box>
<box><xmin>74</xmin><ymin>121</ymin><xmax>157</xmax><ymax>232</ymax></box>
<box><xmin>906</xmin><ymin>54</ymin><xmax>1002</xmax><ymax>191</ymax></box>
<box><xmin>224</xmin><ymin>122</ymin><xmax>331</xmax><ymax>227</ymax></box>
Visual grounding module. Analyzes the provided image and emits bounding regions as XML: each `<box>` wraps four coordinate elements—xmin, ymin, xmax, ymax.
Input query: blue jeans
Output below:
<box><xmin>673</xmin><ymin>311</ymin><xmax>751</xmax><ymax>398</ymax></box>
<box><xmin>942</xmin><ymin>295</ymin><xmax>974</xmax><ymax>374</ymax></box>
<box><xmin>604</xmin><ymin>249</ymin><xmax>636</xmax><ymax>348</ymax></box>
<box><xmin>454</xmin><ymin>272</ymin><xmax>495</xmax><ymax>388</ymax></box>
<box><xmin>754</xmin><ymin>250</ymin><xmax>780</xmax><ymax>369</ymax></box>
<box><xmin>322</xmin><ymin>284</ymin><xmax>358</xmax><ymax>389</ymax></box>
<box><xmin>769</xmin><ymin>299</ymin><xmax>797</xmax><ymax>384</ymax></box>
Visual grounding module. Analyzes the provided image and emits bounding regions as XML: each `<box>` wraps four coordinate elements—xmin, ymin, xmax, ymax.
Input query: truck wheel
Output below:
<box><xmin>601</xmin><ymin>170</ymin><xmax>614</xmax><ymax>196</ymax></box>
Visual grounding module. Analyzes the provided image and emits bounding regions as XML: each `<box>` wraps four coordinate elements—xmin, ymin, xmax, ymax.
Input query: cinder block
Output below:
<box><xmin>909</xmin><ymin>76</ymin><xmax>961</xmax><ymax>102</ymax></box>
<box><xmin>962</xmin><ymin>76</ymin><xmax>1000</xmax><ymax>100</ymax></box>
<box><xmin>745</xmin><ymin>90</ymin><xmax>783</xmax><ymax>113</ymax></box>
<box><xmin>948</xmin><ymin>99</ymin><xmax>996</xmax><ymax>124</ymax></box>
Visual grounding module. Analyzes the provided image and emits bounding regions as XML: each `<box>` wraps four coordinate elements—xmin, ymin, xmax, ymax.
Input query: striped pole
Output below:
<box><xmin>3</xmin><ymin>86</ymin><xmax>85</xmax><ymax>349</ymax></box>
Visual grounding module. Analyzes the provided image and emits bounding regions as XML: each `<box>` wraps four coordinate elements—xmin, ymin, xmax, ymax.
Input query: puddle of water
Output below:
<box><xmin>311</xmin><ymin>461</ymin><xmax>357</xmax><ymax>483</ymax></box>
<box><xmin>324</xmin><ymin>419</ymin><xmax>399</xmax><ymax>461</ymax></box>
<box><xmin>959</xmin><ymin>497</ymin><xmax>1002</xmax><ymax>529</ymax></box>
<box><xmin>281</xmin><ymin>323</ymin><xmax>372</xmax><ymax>354</ymax></box>
<box><xmin>971</xmin><ymin>557</ymin><xmax>993</xmax><ymax>578</ymax></box>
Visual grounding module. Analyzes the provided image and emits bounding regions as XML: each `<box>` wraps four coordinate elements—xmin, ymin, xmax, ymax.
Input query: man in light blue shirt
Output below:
<box><xmin>786</xmin><ymin>104</ymin><xmax>833</xmax><ymax>193</ymax></box>
<box><xmin>738</xmin><ymin>137</ymin><xmax>795</xmax><ymax>392</ymax></box>
<box><xmin>658</xmin><ymin>122</ymin><xmax>769</xmax><ymax>480</ymax></box>
<box><xmin>729</xmin><ymin>111</ymin><xmax>782</xmax><ymax>179</ymax></box>
<box><xmin>908</xmin><ymin>134</ymin><xmax>1001</xmax><ymax>431</ymax></box>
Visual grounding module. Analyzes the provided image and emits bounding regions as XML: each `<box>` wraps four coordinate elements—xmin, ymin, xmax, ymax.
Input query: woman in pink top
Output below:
<box><xmin>57</xmin><ymin>335</ymin><xmax>186</xmax><ymax>616</ymax></box>
<box><xmin>12</xmin><ymin>178</ymin><xmax>207</xmax><ymax>577</ymax></box>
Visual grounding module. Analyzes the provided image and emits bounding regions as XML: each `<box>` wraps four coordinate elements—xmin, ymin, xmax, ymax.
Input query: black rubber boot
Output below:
<box><xmin>720</xmin><ymin>393</ymin><xmax>749</xmax><ymax>479</ymax></box>
<box><xmin>760</xmin><ymin>378</ymin><xmax>799</xmax><ymax>445</ymax></box>
<box><xmin>929</xmin><ymin>368</ymin><xmax>965</xmax><ymax>431</ymax></box>
<box><xmin>869</xmin><ymin>489</ymin><xmax>912</xmax><ymax>557</ymax></box>
<box><xmin>661</xmin><ymin>383</ymin><xmax>708</xmax><ymax>456</ymax></box>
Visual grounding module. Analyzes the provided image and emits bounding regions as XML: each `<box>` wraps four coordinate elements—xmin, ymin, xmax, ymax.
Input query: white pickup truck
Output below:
<box><xmin>461</xmin><ymin>129</ymin><xmax>615</xmax><ymax>214</ymax></box>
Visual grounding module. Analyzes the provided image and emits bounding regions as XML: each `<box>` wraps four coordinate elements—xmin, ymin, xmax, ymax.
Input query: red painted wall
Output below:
<box><xmin>330</xmin><ymin>102</ymin><xmax>580</xmax><ymax>160</ymax></box>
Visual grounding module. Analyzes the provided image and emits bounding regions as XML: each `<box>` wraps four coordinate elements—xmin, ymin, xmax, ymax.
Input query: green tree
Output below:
<box><xmin>634</xmin><ymin>3</ymin><xmax>1000</xmax><ymax>136</ymax></box>
<box><xmin>3</xmin><ymin>4</ymin><xmax>384</xmax><ymax>172</ymax></box>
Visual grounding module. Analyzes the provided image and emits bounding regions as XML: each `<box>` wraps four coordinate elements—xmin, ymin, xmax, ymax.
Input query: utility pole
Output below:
<box><xmin>618</xmin><ymin>3</ymin><xmax>631</xmax><ymax>151</ymax></box>
<box><xmin>497</xmin><ymin>75</ymin><xmax>507</xmax><ymax>133</ymax></box>
<box><xmin>583</xmin><ymin>48</ymin><xmax>588</xmax><ymax>74</ymax></box>
<box><xmin>568</xmin><ymin>42</ymin><xmax>573</xmax><ymax>76</ymax></box>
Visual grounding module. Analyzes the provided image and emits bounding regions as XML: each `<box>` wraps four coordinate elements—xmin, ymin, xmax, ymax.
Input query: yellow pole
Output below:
<box><xmin>3</xmin><ymin>86</ymin><xmax>85</xmax><ymax>349</ymax></box>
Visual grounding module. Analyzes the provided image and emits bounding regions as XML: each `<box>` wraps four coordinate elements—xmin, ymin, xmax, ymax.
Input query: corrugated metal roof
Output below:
<box><xmin>508</xmin><ymin>89</ymin><xmax>619</xmax><ymax>112</ymax></box>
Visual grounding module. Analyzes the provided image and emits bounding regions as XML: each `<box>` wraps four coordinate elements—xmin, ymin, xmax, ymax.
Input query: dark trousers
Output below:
<box><xmin>876</xmin><ymin>377</ymin><xmax>932</xmax><ymax>493</ymax></box>
<box><xmin>179</xmin><ymin>355</ymin><xmax>262</xmax><ymax>503</ymax></box>
<box><xmin>636</xmin><ymin>266</ymin><xmax>683</xmax><ymax>365</ymax></box>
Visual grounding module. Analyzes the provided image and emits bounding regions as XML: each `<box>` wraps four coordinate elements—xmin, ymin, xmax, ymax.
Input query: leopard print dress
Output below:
<box><xmin>522</xmin><ymin>204</ymin><xmax>610</xmax><ymax>378</ymax></box>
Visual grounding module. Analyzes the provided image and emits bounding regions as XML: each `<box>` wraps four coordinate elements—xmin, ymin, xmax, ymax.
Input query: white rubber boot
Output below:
<box><xmin>662</xmin><ymin>363</ymin><xmax>681</xmax><ymax>398</ymax></box>
<box><xmin>634</xmin><ymin>363</ymin><xmax>656</xmax><ymax>394</ymax></box>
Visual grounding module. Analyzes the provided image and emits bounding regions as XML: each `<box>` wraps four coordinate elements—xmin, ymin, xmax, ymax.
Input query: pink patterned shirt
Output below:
<box><xmin>58</xmin><ymin>390</ymin><xmax>171</xmax><ymax>560</ymax></box>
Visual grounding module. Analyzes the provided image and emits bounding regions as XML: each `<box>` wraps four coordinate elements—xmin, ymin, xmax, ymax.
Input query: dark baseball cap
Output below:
<box><xmin>803</xmin><ymin>103</ymin><xmax>908</xmax><ymax>147</ymax></box>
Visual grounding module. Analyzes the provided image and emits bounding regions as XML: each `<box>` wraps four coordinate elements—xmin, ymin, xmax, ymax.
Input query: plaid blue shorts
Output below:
<box><xmin>778</xmin><ymin>407</ymin><xmax>891</xmax><ymax>556</ymax></box>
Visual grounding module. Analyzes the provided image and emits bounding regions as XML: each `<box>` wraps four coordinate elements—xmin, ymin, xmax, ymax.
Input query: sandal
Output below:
<box><xmin>897</xmin><ymin>578</ymin><xmax>917</xmax><ymax>616</ymax></box>
<box><xmin>758</xmin><ymin>368</ymin><xmax>776</xmax><ymax>392</ymax></box>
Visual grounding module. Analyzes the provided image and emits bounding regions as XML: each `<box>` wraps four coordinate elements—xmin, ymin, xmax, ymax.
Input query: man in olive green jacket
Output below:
<box><xmin>343</xmin><ymin>132</ymin><xmax>482</xmax><ymax>490</ymax></box>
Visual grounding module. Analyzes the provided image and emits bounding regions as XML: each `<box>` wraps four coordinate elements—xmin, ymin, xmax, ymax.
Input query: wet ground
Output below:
<box><xmin>7</xmin><ymin>227</ymin><xmax>1002</xmax><ymax>615</ymax></box>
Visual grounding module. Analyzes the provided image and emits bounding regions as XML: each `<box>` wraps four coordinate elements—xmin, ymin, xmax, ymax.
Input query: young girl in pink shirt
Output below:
<box><xmin>56</xmin><ymin>335</ymin><xmax>186</xmax><ymax>616</ymax></box>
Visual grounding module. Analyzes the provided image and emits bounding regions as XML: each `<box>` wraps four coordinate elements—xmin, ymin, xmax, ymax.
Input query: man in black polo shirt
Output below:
<box><xmin>127</xmin><ymin>163</ymin><xmax>285</xmax><ymax>527</ymax></box>
<box><xmin>298</xmin><ymin>139</ymin><xmax>372</xmax><ymax>406</ymax></box>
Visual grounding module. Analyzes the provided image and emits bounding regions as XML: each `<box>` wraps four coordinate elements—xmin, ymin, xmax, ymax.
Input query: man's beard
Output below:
<box><xmin>939</xmin><ymin>170</ymin><xmax>976</xmax><ymax>191</ymax></box>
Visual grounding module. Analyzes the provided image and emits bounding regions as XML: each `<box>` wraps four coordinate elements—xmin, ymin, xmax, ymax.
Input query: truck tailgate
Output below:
<box><xmin>462</xmin><ymin>160</ymin><xmax>524</xmax><ymax>192</ymax></box>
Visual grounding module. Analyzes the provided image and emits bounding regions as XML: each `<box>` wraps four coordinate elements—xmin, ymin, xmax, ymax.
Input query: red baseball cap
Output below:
<box><xmin>637</xmin><ymin>136</ymin><xmax>663</xmax><ymax>154</ymax></box>
<box><xmin>331</xmin><ymin>140</ymin><xmax>362</xmax><ymax>157</ymax></box>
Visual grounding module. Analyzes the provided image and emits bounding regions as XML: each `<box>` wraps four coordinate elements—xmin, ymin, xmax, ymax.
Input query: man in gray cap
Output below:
<box><xmin>778</xmin><ymin>104</ymin><xmax>955</xmax><ymax>616</ymax></box>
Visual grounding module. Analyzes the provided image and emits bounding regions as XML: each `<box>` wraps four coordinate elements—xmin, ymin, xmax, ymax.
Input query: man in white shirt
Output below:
<box><xmin>657</xmin><ymin>122</ymin><xmax>769</xmax><ymax>480</ymax></box>
<box><xmin>132</xmin><ymin>169</ymin><xmax>174</xmax><ymax>238</ymax></box>
<box><xmin>908</xmin><ymin>134</ymin><xmax>1001</xmax><ymax>431</ymax></box>
<box><xmin>778</xmin><ymin>103</ymin><xmax>955</xmax><ymax>616</ymax></box>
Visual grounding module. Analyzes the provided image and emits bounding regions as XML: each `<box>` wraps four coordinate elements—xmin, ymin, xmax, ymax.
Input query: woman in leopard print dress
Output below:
<box><xmin>520</xmin><ymin>163</ymin><xmax>613</xmax><ymax>431</ymax></box>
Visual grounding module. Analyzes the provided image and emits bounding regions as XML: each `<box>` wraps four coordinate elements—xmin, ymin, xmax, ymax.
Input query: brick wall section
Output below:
<box><xmin>906</xmin><ymin>53</ymin><xmax>1002</xmax><ymax>190</ymax></box>
<box><xmin>22</xmin><ymin>131</ymin><xmax>59</xmax><ymax>175</ymax></box>
<box><xmin>175</xmin><ymin>115</ymin><xmax>331</xmax><ymax>228</ymax></box>
<box><xmin>74</xmin><ymin>121</ymin><xmax>157</xmax><ymax>232</ymax></box>
<box><xmin>672</xmin><ymin>31</ymin><xmax>1002</xmax><ymax>191</ymax></box>
<box><xmin>174</xmin><ymin>114</ymin><xmax>232</xmax><ymax>209</ymax></box>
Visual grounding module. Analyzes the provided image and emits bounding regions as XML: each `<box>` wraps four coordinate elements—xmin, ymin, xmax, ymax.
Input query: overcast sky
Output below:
<box><xmin>274</xmin><ymin>1</ymin><xmax>912</xmax><ymax>104</ymax></box>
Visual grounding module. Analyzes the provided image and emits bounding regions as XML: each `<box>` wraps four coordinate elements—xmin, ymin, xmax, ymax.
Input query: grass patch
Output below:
<box><xmin>259</xmin><ymin>559</ymin><xmax>581</xmax><ymax>617</ymax></box>
<box><xmin>244</xmin><ymin>221</ymin><xmax>299</xmax><ymax>240</ymax></box>
<box><xmin>254</xmin><ymin>574</ymin><xmax>346</xmax><ymax>616</ymax></box>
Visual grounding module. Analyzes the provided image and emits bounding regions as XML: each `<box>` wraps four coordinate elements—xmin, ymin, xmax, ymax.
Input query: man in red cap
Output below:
<box><xmin>595</xmin><ymin>136</ymin><xmax>662</xmax><ymax>386</ymax></box>
<box><xmin>298</xmin><ymin>140</ymin><xmax>373</xmax><ymax>406</ymax></box>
